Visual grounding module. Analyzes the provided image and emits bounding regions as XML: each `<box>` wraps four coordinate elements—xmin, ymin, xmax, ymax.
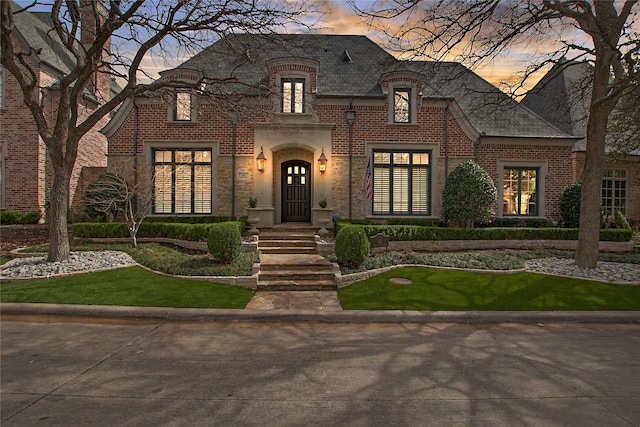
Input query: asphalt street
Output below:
<box><xmin>1</xmin><ymin>316</ymin><xmax>639</xmax><ymax>426</ymax></box>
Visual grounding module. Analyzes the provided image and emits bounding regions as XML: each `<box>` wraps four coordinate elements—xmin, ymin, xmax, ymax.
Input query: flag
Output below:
<box><xmin>365</xmin><ymin>158</ymin><xmax>373</xmax><ymax>202</ymax></box>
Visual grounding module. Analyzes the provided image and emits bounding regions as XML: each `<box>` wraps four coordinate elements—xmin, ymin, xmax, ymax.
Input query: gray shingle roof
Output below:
<box><xmin>179</xmin><ymin>33</ymin><xmax>396</xmax><ymax>97</ymax></box>
<box><xmin>176</xmin><ymin>33</ymin><xmax>576</xmax><ymax>140</ymax></box>
<box><xmin>10</xmin><ymin>1</ymin><xmax>76</xmax><ymax>75</ymax></box>
<box><xmin>521</xmin><ymin>60</ymin><xmax>591</xmax><ymax>139</ymax></box>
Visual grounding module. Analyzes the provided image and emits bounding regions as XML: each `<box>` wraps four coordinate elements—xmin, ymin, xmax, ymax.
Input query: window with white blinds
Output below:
<box><xmin>372</xmin><ymin>150</ymin><xmax>430</xmax><ymax>215</ymax></box>
<box><xmin>152</xmin><ymin>149</ymin><xmax>212</xmax><ymax>214</ymax></box>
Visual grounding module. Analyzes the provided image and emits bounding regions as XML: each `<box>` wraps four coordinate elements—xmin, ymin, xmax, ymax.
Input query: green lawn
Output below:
<box><xmin>0</xmin><ymin>266</ymin><xmax>254</xmax><ymax>309</ymax></box>
<box><xmin>338</xmin><ymin>266</ymin><xmax>640</xmax><ymax>311</ymax></box>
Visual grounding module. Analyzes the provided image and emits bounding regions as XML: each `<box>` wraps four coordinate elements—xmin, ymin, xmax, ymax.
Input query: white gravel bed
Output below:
<box><xmin>526</xmin><ymin>257</ymin><xmax>639</xmax><ymax>284</ymax></box>
<box><xmin>1</xmin><ymin>251</ymin><xmax>637</xmax><ymax>284</ymax></box>
<box><xmin>0</xmin><ymin>251</ymin><xmax>137</xmax><ymax>280</ymax></box>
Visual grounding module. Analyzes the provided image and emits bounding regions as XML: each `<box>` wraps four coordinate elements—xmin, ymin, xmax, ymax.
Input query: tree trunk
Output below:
<box><xmin>575</xmin><ymin>110</ymin><xmax>607</xmax><ymax>269</ymax></box>
<box><xmin>575</xmin><ymin>45</ymin><xmax>618</xmax><ymax>269</ymax></box>
<box><xmin>47</xmin><ymin>168</ymin><xmax>72</xmax><ymax>262</ymax></box>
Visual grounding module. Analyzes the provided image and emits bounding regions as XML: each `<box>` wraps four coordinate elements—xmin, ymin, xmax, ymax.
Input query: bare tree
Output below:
<box><xmin>1</xmin><ymin>0</ymin><xmax>315</xmax><ymax>262</ymax></box>
<box><xmin>355</xmin><ymin>0</ymin><xmax>639</xmax><ymax>269</ymax></box>
<box><xmin>83</xmin><ymin>162</ymin><xmax>155</xmax><ymax>248</ymax></box>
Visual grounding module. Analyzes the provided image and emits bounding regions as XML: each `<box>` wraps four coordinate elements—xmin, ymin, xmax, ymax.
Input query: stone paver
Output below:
<box><xmin>246</xmin><ymin>291</ymin><xmax>342</xmax><ymax>311</ymax></box>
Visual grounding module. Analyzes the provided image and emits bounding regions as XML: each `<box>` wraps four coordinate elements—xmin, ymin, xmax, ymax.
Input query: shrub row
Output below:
<box><xmin>336</xmin><ymin>223</ymin><xmax>633</xmax><ymax>242</ymax></box>
<box><xmin>0</xmin><ymin>210</ymin><xmax>40</xmax><ymax>225</ymax></box>
<box><xmin>73</xmin><ymin>221</ymin><xmax>245</xmax><ymax>241</ymax></box>
<box><xmin>144</xmin><ymin>216</ymin><xmax>237</xmax><ymax>224</ymax></box>
<box><xmin>480</xmin><ymin>217</ymin><xmax>555</xmax><ymax>228</ymax></box>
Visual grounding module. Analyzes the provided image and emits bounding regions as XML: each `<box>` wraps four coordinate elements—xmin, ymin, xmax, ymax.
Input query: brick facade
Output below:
<box><xmin>104</xmin><ymin>35</ymin><xmax>578</xmax><ymax>227</ymax></box>
<box><xmin>0</xmin><ymin>6</ymin><xmax>109</xmax><ymax>219</ymax></box>
<box><xmin>573</xmin><ymin>152</ymin><xmax>640</xmax><ymax>223</ymax></box>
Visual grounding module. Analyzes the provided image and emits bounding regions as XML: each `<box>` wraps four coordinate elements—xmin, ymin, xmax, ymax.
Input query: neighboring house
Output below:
<box><xmin>522</xmin><ymin>59</ymin><xmax>640</xmax><ymax>224</ymax></box>
<box><xmin>0</xmin><ymin>1</ymin><xmax>110</xmax><ymax>219</ymax></box>
<box><xmin>103</xmin><ymin>34</ymin><xmax>578</xmax><ymax>228</ymax></box>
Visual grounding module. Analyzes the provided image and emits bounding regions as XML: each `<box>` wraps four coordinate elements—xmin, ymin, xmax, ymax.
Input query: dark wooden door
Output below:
<box><xmin>282</xmin><ymin>161</ymin><xmax>311</xmax><ymax>222</ymax></box>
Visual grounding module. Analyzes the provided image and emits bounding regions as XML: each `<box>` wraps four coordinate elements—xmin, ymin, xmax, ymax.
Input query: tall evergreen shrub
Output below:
<box><xmin>560</xmin><ymin>181</ymin><xmax>581</xmax><ymax>228</ymax></box>
<box><xmin>442</xmin><ymin>160</ymin><xmax>497</xmax><ymax>227</ymax></box>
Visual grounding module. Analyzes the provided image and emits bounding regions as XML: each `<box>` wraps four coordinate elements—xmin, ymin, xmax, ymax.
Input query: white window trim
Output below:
<box><xmin>497</xmin><ymin>159</ymin><xmax>547</xmax><ymax>218</ymax></box>
<box><xmin>602</xmin><ymin>168</ymin><xmax>627</xmax><ymax>215</ymax></box>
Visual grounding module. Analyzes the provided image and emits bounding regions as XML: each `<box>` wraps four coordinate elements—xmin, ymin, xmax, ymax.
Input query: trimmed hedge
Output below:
<box><xmin>482</xmin><ymin>217</ymin><xmax>555</xmax><ymax>228</ymax></box>
<box><xmin>337</xmin><ymin>224</ymin><xmax>633</xmax><ymax>242</ymax></box>
<box><xmin>207</xmin><ymin>222</ymin><xmax>242</xmax><ymax>262</ymax></box>
<box><xmin>73</xmin><ymin>221</ymin><xmax>633</xmax><ymax>243</ymax></box>
<box><xmin>1</xmin><ymin>210</ymin><xmax>40</xmax><ymax>225</ymax></box>
<box><xmin>73</xmin><ymin>221</ymin><xmax>245</xmax><ymax>241</ymax></box>
<box><xmin>335</xmin><ymin>226</ymin><xmax>370</xmax><ymax>266</ymax></box>
<box><xmin>145</xmin><ymin>216</ymin><xmax>237</xmax><ymax>224</ymax></box>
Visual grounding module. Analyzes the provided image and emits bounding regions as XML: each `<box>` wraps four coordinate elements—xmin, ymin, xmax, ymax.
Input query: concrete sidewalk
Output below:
<box><xmin>2</xmin><ymin>302</ymin><xmax>639</xmax><ymax>324</ymax></box>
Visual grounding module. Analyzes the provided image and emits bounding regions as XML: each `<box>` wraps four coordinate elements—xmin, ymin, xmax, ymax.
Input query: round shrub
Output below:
<box><xmin>559</xmin><ymin>181</ymin><xmax>581</xmax><ymax>228</ymax></box>
<box><xmin>442</xmin><ymin>160</ymin><xmax>497</xmax><ymax>227</ymax></box>
<box><xmin>335</xmin><ymin>226</ymin><xmax>370</xmax><ymax>266</ymax></box>
<box><xmin>207</xmin><ymin>222</ymin><xmax>242</xmax><ymax>263</ymax></box>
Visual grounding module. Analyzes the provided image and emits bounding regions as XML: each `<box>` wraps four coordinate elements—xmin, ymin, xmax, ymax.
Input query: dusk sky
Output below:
<box><xmin>13</xmin><ymin>0</ymin><xmax>639</xmax><ymax>97</ymax></box>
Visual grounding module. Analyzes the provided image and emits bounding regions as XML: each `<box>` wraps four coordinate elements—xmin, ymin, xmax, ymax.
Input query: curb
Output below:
<box><xmin>2</xmin><ymin>303</ymin><xmax>639</xmax><ymax>324</ymax></box>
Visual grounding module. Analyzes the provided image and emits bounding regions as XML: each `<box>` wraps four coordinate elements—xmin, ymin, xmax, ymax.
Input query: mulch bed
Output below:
<box><xmin>1</xmin><ymin>225</ymin><xmax>50</xmax><ymax>255</ymax></box>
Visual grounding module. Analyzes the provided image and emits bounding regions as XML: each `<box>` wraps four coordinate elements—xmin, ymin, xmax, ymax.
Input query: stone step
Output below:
<box><xmin>258</xmin><ymin>270</ymin><xmax>337</xmax><ymax>282</ymax></box>
<box><xmin>259</xmin><ymin>261</ymin><xmax>332</xmax><ymax>272</ymax></box>
<box><xmin>258</xmin><ymin>239</ymin><xmax>315</xmax><ymax>248</ymax></box>
<box><xmin>259</xmin><ymin>247</ymin><xmax>318</xmax><ymax>255</ymax></box>
<box><xmin>259</xmin><ymin>233</ymin><xmax>317</xmax><ymax>242</ymax></box>
<box><xmin>256</xmin><ymin>280</ymin><xmax>337</xmax><ymax>291</ymax></box>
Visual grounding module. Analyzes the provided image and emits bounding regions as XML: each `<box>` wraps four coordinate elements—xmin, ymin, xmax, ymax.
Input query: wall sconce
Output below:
<box><xmin>256</xmin><ymin>146</ymin><xmax>266</xmax><ymax>172</ymax></box>
<box><xmin>318</xmin><ymin>148</ymin><xmax>328</xmax><ymax>173</ymax></box>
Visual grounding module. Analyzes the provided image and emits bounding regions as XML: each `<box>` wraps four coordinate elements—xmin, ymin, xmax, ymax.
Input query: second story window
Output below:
<box><xmin>282</xmin><ymin>78</ymin><xmax>304</xmax><ymax>113</ymax></box>
<box><xmin>173</xmin><ymin>89</ymin><xmax>192</xmax><ymax>121</ymax></box>
<box><xmin>393</xmin><ymin>88</ymin><xmax>411</xmax><ymax>123</ymax></box>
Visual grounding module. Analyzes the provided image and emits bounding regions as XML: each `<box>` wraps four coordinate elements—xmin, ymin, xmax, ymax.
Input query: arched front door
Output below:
<box><xmin>282</xmin><ymin>160</ymin><xmax>311</xmax><ymax>222</ymax></box>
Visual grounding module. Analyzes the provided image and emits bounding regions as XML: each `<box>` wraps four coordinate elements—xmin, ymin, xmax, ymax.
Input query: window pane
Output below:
<box><xmin>153</xmin><ymin>149</ymin><xmax>212</xmax><ymax>214</ymax></box>
<box><xmin>282</xmin><ymin>82</ymin><xmax>292</xmax><ymax>113</ymax></box>
<box><xmin>374</xmin><ymin>152</ymin><xmax>390</xmax><ymax>164</ymax></box>
<box><xmin>155</xmin><ymin>150</ymin><xmax>171</xmax><ymax>163</ymax></box>
<box><xmin>412</xmin><ymin>167</ymin><xmax>428</xmax><ymax>214</ymax></box>
<box><xmin>602</xmin><ymin>170</ymin><xmax>627</xmax><ymax>215</ymax></box>
<box><xmin>413</xmin><ymin>153</ymin><xmax>429</xmax><ymax>165</ymax></box>
<box><xmin>194</xmin><ymin>165</ymin><xmax>211</xmax><ymax>214</ymax></box>
<box><xmin>393</xmin><ymin>153</ymin><xmax>410</xmax><ymax>165</ymax></box>
<box><xmin>373</xmin><ymin>168</ymin><xmax>390</xmax><ymax>214</ymax></box>
<box><xmin>372</xmin><ymin>150</ymin><xmax>430</xmax><ymax>216</ymax></box>
<box><xmin>503</xmin><ymin>168</ymin><xmax>537</xmax><ymax>216</ymax></box>
<box><xmin>154</xmin><ymin>165</ymin><xmax>172</xmax><ymax>214</ymax></box>
<box><xmin>394</xmin><ymin>89</ymin><xmax>410</xmax><ymax>123</ymax></box>
<box><xmin>503</xmin><ymin>169</ymin><xmax>519</xmax><ymax>215</ymax></box>
<box><xmin>176</xmin><ymin>151</ymin><xmax>191</xmax><ymax>163</ymax></box>
<box><xmin>294</xmin><ymin>82</ymin><xmax>304</xmax><ymax>113</ymax></box>
<box><xmin>175</xmin><ymin>91</ymin><xmax>191</xmax><ymax>121</ymax></box>
<box><xmin>194</xmin><ymin>150</ymin><xmax>211</xmax><ymax>162</ymax></box>
<box><xmin>174</xmin><ymin>166</ymin><xmax>192</xmax><ymax>214</ymax></box>
<box><xmin>393</xmin><ymin>168</ymin><xmax>409</xmax><ymax>213</ymax></box>
<box><xmin>282</xmin><ymin>79</ymin><xmax>304</xmax><ymax>113</ymax></box>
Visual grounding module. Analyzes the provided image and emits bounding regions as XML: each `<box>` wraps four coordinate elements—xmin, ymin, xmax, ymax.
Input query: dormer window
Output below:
<box><xmin>173</xmin><ymin>89</ymin><xmax>192</xmax><ymax>121</ymax></box>
<box><xmin>394</xmin><ymin>88</ymin><xmax>411</xmax><ymax>123</ymax></box>
<box><xmin>282</xmin><ymin>78</ymin><xmax>305</xmax><ymax>113</ymax></box>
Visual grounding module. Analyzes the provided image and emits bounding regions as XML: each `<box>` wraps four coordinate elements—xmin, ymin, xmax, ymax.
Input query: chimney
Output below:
<box><xmin>79</xmin><ymin>0</ymin><xmax>108</xmax><ymax>49</ymax></box>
